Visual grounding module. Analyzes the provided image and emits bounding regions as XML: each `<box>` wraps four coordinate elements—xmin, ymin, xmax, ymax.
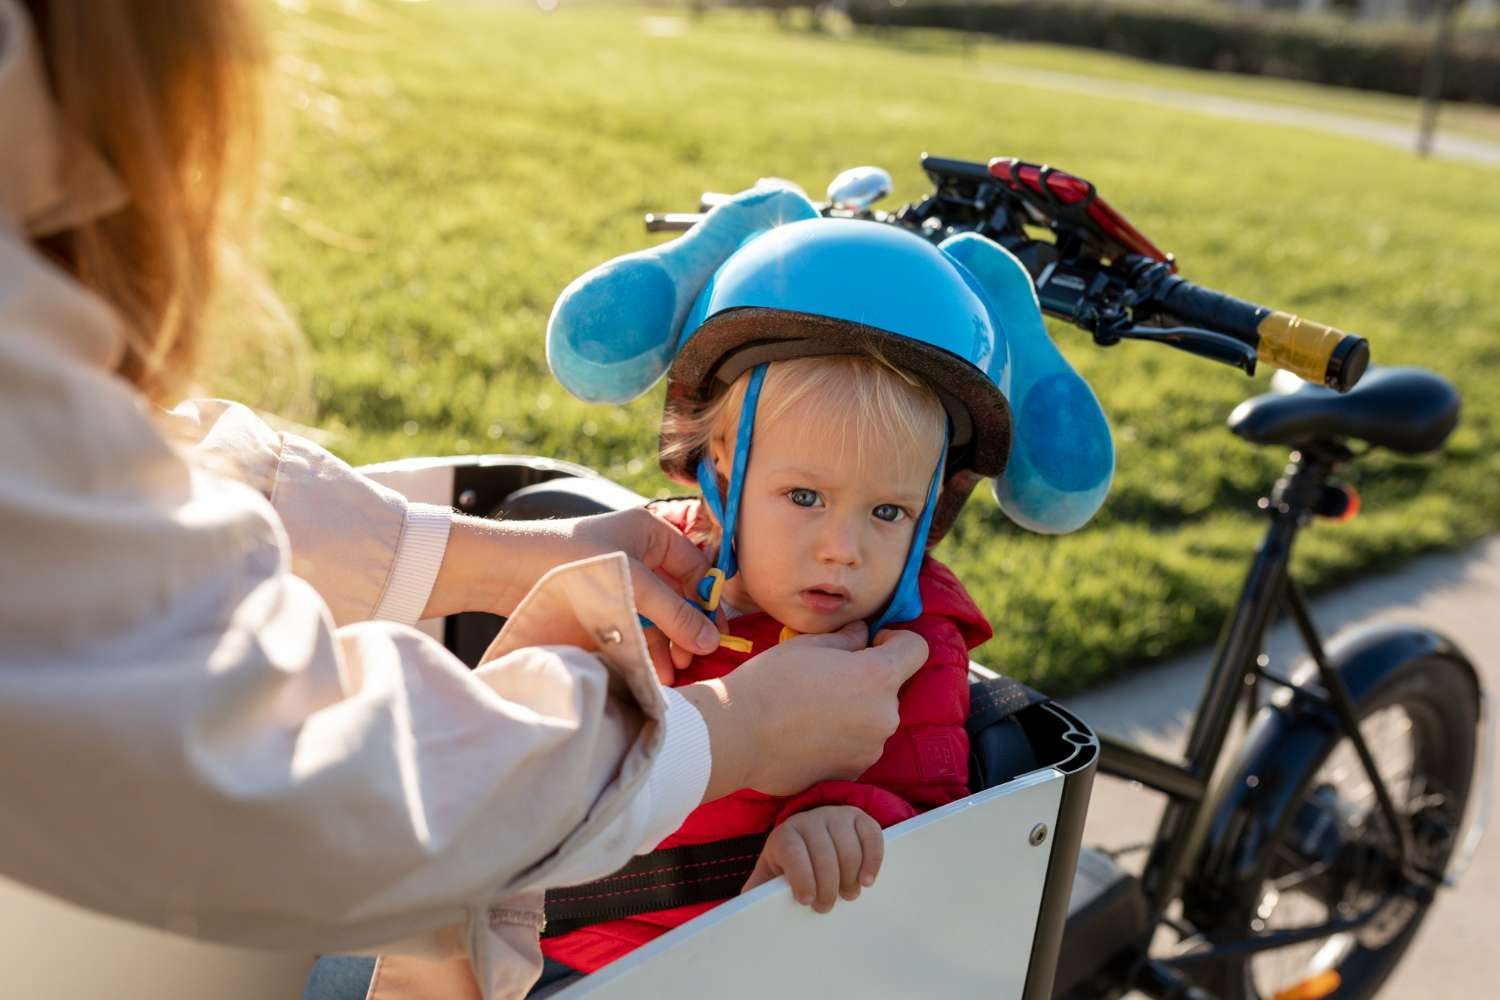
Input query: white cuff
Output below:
<box><xmin>373</xmin><ymin>503</ymin><xmax>453</xmax><ymax>625</ymax></box>
<box><xmin>634</xmin><ymin>687</ymin><xmax>714</xmax><ymax>853</ymax></box>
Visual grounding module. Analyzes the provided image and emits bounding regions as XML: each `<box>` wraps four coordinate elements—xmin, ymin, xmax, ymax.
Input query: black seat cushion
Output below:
<box><xmin>492</xmin><ymin>475</ymin><xmax>648</xmax><ymax>520</ymax></box>
<box><xmin>1227</xmin><ymin>366</ymin><xmax>1458</xmax><ymax>454</ymax></box>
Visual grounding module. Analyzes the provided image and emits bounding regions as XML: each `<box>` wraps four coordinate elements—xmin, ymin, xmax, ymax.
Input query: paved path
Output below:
<box><xmin>981</xmin><ymin>64</ymin><xmax>1500</xmax><ymax>168</ymax></box>
<box><xmin>1068</xmin><ymin>534</ymin><xmax>1500</xmax><ymax>996</ymax></box>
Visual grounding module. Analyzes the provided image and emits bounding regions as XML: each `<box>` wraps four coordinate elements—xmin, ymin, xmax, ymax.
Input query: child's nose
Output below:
<box><xmin>816</xmin><ymin>516</ymin><xmax>862</xmax><ymax>567</ymax></box>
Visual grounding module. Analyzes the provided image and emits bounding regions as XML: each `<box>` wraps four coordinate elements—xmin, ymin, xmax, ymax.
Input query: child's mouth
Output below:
<box><xmin>798</xmin><ymin>586</ymin><xmax>850</xmax><ymax>614</ymax></box>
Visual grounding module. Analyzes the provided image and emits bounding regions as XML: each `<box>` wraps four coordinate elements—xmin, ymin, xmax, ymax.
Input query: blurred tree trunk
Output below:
<box><xmin>1416</xmin><ymin>0</ymin><xmax>1457</xmax><ymax>156</ymax></box>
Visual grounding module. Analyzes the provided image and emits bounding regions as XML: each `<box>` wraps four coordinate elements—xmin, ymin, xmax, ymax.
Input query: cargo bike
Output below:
<box><xmin>3</xmin><ymin>155</ymin><xmax>1485</xmax><ymax>1000</ymax></box>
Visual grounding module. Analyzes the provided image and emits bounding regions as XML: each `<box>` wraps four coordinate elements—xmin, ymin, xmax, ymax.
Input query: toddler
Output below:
<box><xmin>533</xmin><ymin>185</ymin><xmax>1113</xmax><ymax>988</ymax></box>
<box><xmin>540</xmin><ymin>350</ymin><xmax>993</xmax><ymax>973</ymax></box>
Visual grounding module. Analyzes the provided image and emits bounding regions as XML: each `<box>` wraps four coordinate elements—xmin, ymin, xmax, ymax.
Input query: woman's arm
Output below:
<box><xmin>178</xmin><ymin>400</ymin><xmax>723</xmax><ymax>666</ymax></box>
<box><xmin>0</xmin><ymin>233</ymin><xmax>700</xmax><ymax>956</ymax></box>
<box><xmin>426</xmin><ymin>508</ymin><xmax>722</xmax><ymax>656</ymax></box>
<box><xmin>169</xmin><ymin>397</ymin><xmax>447</xmax><ymax>629</ymax></box>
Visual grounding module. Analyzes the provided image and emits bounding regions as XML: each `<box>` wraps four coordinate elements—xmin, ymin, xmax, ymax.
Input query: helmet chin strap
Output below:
<box><xmin>869</xmin><ymin>424</ymin><xmax>946</xmax><ymax>634</ymax></box>
<box><xmin>696</xmin><ymin>360</ymin><xmax>946</xmax><ymax>636</ymax></box>
<box><xmin>694</xmin><ymin>364</ymin><xmax>768</xmax><ymax>611</ymax></box>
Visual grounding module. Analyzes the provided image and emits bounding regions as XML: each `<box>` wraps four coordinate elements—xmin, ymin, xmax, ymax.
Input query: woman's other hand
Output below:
<box><xmin>679</xmin><ymin>623</ymin><xmax>929</xmax><ymax>800</ymax></box>
<box><xmin>423</xmin><ymin>508</ymin><xmax>720</xmax><ymax>680</ymax></box>
<box><xmin>567</xmin><ymin>507</ymin><xmax>722</xmax><ymax>680</ymax></box>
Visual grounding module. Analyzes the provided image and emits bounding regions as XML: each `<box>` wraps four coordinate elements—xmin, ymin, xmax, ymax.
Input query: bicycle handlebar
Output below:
<box><xmin>644</xmin><ymin>212</ymin><xmax>704</xmax><ymax>233</ymax></box>
<box><xmin>641</xmin><ymin>155</ymin><xmax>1371</xmax><ymax>391</ymax></box>
<box><xmin>1135</xmin><ymin>265</ymin><xmax>1370</xmax><ymax>392</ymax></box>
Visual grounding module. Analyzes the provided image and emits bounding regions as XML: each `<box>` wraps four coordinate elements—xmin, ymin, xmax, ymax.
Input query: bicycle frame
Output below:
<box><xmin>1094</xmin><ymin>442</ymin><xmax>1425</xmax><ymax>933</ymax></box>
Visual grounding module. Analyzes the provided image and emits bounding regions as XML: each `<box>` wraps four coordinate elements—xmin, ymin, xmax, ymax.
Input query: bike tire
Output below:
<box><xmin>1191</xmin><ymin>652</ymin><xmax>1479</xmax><ymax>1000</ymax></box>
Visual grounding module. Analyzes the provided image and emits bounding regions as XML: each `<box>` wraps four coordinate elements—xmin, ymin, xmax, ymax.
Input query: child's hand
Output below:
<box><xmin>741</xmin><ymin>806</ymin><xmax>883</xmax><ymax>913</ymax></box>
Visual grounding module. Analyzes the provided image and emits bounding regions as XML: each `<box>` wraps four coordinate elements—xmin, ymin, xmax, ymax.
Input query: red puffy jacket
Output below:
<box><xmin>541</xmin><ymin>500</ymin><xmax>992</xmax><ymax>973</ymax></box>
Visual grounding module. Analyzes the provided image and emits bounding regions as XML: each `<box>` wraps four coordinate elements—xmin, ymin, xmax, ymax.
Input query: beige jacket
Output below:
<box><xmin>0</xmin><ymin>3</ymin><xmax>708</xmax><ymax>996</ymax></box>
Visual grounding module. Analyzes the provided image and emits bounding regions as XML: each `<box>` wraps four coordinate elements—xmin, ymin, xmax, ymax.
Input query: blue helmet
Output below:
<box><xmin>662</xmin><ymin>217</ymin><xmax>1012</xmax><ymax>545</ymax></box>
<box><xmin>546</xmin><ymin>184</ymin><xmax>1113</xmax><ymax>630</ymax></box>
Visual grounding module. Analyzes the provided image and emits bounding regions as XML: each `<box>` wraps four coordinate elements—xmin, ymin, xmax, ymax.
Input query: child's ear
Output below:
<box><xmin>708</xmin><ymin>435</ymin><xmax>732</xmax><ymax>478</ymax></box>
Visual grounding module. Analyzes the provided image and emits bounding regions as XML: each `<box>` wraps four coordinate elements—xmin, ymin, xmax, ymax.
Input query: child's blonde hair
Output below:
<box><xmin>665</xmin><ymin>352</ymin><xmax>947</xmax><ymax>478</ymax></box>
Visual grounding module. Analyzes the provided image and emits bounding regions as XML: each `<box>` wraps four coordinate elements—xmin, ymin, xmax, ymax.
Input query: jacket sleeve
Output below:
<box><xmin>771</xmin><ymin>780</ymin><xmax>918</xmax><ymax>829</ymax></box>
<box><xmin>167</xmin><ymin>398</ymin><xmax>452</xmax><ymax>628</ymax></box>
<box><xmin>855</xmin><ymin>614</ymin><xmax>973</xmax><ymax>809</ymax></box>
<box><xmin>772</xmin><ymin>614</ymin><xmax>974</xmax><ymax>828</ymax></box>
<box><xmin>0</xmin><ymin>230</ymin><xmax>709</xmax><ymax>963</ymax></box>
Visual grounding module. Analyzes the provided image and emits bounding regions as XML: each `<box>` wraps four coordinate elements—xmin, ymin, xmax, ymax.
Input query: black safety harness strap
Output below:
<box><xmin>542</xmin><ymin>833</ymin><xmax>769</xmax><ymax>938</ymax></box>
<box><xmin>542</xmin><ymin>675</ymin><xmax>1045</xmax><ymax>937</ymax></box>
<box><xmin>965</xmin><ymin>673</ymin><xmax>1047</xmax><ymax>738</ymax></box>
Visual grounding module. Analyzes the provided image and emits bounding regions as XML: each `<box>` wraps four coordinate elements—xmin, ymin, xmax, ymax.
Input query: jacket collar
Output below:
<box><xmin>0</xmin><ymin>0</ymin><xmax>126</xmax><ymax>236</ymax></box>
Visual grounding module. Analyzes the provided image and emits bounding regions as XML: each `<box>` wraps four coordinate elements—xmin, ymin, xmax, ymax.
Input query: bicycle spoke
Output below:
<box><xmin>1272</xmin><ymin>859</ymin><xmax>1333</xmax><ymax>894</ymax></box>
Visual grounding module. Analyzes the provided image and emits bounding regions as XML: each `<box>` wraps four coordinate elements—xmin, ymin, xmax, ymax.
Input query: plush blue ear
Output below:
<box><xmin>547</xmin><ymin>186</ymin><xmax>819</xmax><ymax>403</ymax></box>
<box><xmin>940</xmin><ymin>234</ymin><xmax>1114</xmax><ymax>534</ymax></box>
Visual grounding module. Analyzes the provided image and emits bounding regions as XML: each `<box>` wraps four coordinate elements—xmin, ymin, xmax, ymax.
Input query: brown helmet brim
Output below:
<box><xmin>659</xmin><ymin>308</ymin><xmax>1011</xmax><ymax>543</ymax></box>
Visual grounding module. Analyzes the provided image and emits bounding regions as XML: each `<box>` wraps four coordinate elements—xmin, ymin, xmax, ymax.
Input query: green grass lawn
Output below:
<box><xmin>247</xmin><ymin>1</ymin><xmax>1500</xmax><ymax>694</ymax></box>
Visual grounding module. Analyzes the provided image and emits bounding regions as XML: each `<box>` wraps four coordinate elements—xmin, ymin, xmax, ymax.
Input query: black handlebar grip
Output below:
<box><xmin>1153</xmin><ymin>274</ymin><xmax>1369</xmax><ymax>392</ymax></box>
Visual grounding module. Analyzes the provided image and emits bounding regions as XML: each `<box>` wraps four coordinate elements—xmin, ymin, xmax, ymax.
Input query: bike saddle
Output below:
<box><xmin>1227</xmin><ymin>366</ymin><xmax>1459</xmax><ymax>454</ymax></box>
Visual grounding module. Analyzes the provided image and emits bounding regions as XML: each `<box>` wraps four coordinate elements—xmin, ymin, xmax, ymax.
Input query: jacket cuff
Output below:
<box><xmin>373</xmin><ymin>503</ymin><xmax>454</xmax><ymax>625</ymax></box>
<box><xmin>634</xmin><ymin>687</ymin><xmax>713</xmax><ymax>852</ymax></box>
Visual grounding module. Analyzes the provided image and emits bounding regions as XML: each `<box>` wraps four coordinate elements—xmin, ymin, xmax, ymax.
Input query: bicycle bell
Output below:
<box><xmin>827</xmin><ymin>165</ymin><xmax>893</xmax><ymax>213</ymax></box>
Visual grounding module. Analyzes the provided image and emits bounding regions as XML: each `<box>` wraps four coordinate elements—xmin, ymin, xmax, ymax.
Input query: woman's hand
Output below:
<box><xmin>742</xmin><ymin>806</ymin><xmax>884</xmax><ymax>912</ymax></box>
<box><xmin>566</xmin><ymin>508</ymin><xmax>723</xmax><ymax>678</ymax></box>
<box><xmin>422</xmin><ymin>508</ymin><xmax>720</xmax><ymax>678</ymax></box>
<box><xmin>678</xmin><ymin>623</ymin><xmax>929</xmax><ymax>800</ymax></box>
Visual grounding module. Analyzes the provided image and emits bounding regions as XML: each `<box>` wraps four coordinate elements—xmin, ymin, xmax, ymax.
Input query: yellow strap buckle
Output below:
<box><xmin>717</xmin><ymin>634</ymin><xmax>754</xmax><ymax>654</ymax></box>
<box><xmin>698</xmin><ymin>567</ymin><xmax>726</xmax><ymax>613</ymax></box>
<box><xmin>779</xmin><ymin>626</ymin><xmax>801</xmax><ymax>644</ymax></box>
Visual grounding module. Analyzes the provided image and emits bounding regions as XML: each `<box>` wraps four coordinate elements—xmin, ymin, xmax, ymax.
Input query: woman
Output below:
<box><xmin>0</xmin><ymin>2</ymin><xmax>928</xmax><ymax>997</ymax></box>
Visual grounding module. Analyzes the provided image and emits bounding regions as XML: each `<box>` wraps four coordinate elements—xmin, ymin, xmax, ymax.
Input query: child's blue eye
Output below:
<box><xmin>788</xmin><ymin>488</ymin><xmax>820</xmax><ymax>508</ymax></box>
<box><xmin>873</xmin><ymin>504</ymin><xmax>906</xmax><ymax>523</ymax></box>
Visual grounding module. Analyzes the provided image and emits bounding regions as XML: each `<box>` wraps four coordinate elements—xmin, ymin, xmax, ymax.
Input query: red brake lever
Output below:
<box><xmin>988</xmin><ymin>157</ymin><xmax>1176</xmax><ymax>271</ymax></box>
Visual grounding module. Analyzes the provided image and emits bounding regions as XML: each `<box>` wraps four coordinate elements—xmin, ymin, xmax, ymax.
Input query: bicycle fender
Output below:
<box><xmin>1184</xmin><ymin>623</ymin><xmax>1479</xmax><ymax>914</ymax></box>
